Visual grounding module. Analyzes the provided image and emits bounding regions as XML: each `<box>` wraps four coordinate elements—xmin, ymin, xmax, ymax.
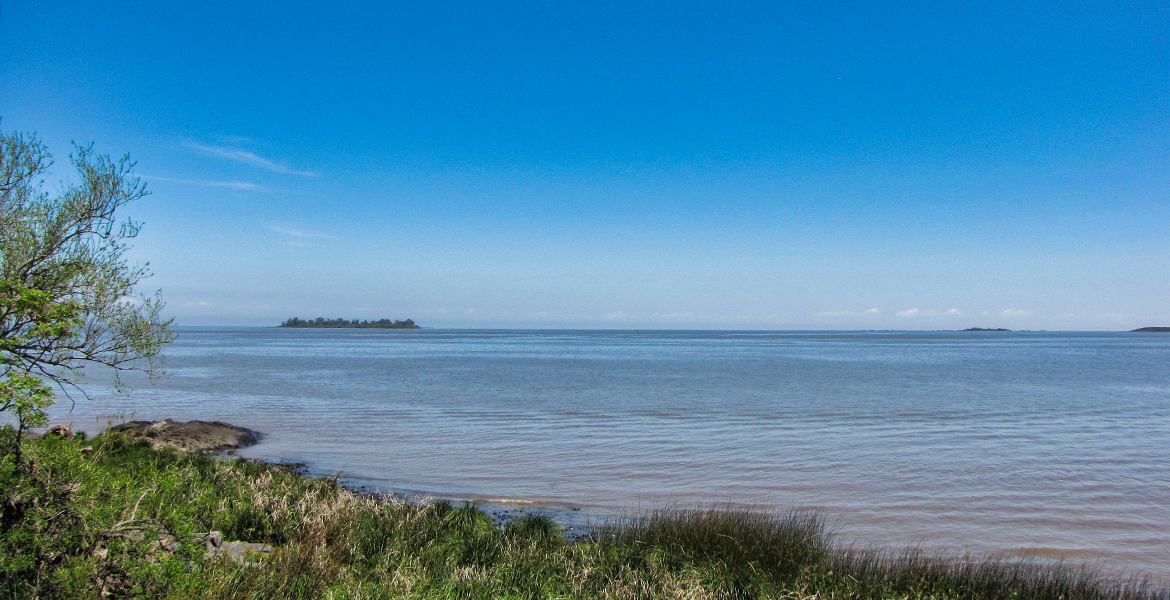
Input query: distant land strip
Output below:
<box><xmin>1131</xmin><ymin>326</ymin><xmax>1170</xmax><ymax>332</ymax></box>
<box><xmin>279</xmin><ymin>317</ymin><xmax>421</xmax><ymax>329</ymax></box>
<box><xmin>961</xmin><ymin>327</ymin><xmax>1010</xmax><ymax>332</ymax></box>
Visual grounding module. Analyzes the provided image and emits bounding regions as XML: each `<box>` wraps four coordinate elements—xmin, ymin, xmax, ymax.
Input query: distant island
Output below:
<box><xmin>279</xmin><ymin>317</ymin><xmax>421</xmax><ymax>329</ymax></box>
<box><xmin>961</xmin><ymin>327</ymin><xmax>1010</xmax><ymax>332</ymax></box>
<box><xmin>1131</xmin><ymin>327</ymin><xmax>1170</xmax><ymax>332</ymax></box>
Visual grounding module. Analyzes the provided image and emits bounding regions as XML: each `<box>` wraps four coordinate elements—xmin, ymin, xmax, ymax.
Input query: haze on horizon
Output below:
<box><xmin>2</xmin><ymin>1</ymin><xmax>1166</xmax><ymax>330</ymax></box>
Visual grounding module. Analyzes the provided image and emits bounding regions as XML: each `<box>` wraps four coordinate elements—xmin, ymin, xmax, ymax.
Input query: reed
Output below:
<box><xmin>592</xmin><ymin>506</ymin><xmax>830</xmax><ymax>597</ymax></box>
<box><xmin>1</xmin><ymin>428</ymin><xmax>1165</xmax><ymax>600</ymax></box>
<box><xmin>825</xmin><ymin>546</ymin><xmax>1164</xmax><ymax>600</ymax></box>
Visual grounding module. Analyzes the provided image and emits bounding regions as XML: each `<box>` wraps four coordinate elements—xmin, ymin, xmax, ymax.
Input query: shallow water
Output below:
<box><xmin>44</xmin><ymin>328</ymin><xmax>1170</xmax><ymax>576</ymax></box>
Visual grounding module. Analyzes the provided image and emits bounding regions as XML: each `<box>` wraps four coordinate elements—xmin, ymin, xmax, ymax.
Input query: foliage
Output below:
<box><xmin>0</xmin><ymin>127</ymin><xmax>174</xmax><ymax>447</ymax></box>
<box><xmin>1</xmin><ymin>432</ymin><xmax>1164</xmax><ymax>600</ymax></box>
<box><xmin>279</xmin><ymin>317</ymin><xmax>420</xmax><ymax>329</ymax></box>
<box><xmin>0</xmin><ymin>373</ymin><xmax>53</xmax><ymax>462</ymax></box>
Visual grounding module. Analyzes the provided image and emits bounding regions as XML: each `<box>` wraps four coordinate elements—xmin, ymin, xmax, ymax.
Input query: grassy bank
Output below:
<box><xmin>1</xmin><ymin>430</ymin><xmax>1164</xmax><ymax>600</ymax></box>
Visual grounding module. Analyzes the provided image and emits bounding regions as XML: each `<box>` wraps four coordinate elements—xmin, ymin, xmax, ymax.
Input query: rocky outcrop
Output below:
<box><xmin>108</xmin><ymin>419</ymin><xmax>259</xmax><ymax>454</ymax></box>
<box><xmin>198</xmin><ymin>531</ymin><xmax>273</xmax><ymax>563</ymax></box>
<box><xmin>93</xmin><ymin>529</ymin><xmax>271</xmax><ymax>565</ymax></box>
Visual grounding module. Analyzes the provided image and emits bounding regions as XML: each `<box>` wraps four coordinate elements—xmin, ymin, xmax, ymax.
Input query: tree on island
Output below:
<box><xmin>279</xmin><ymin>317</ymin><xmax>420</xmax><ymax>329</ymax></box>
<box><xmin>0</xmin><ymin>128</ymin><xmax>175</xmax><ymax>462</ymax></box>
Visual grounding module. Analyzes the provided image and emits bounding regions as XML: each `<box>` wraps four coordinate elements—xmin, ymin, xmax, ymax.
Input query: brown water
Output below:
<box><xmin>49</xmin><ymin>328</ymin><xmax>1170</xmax><ymax>577</ymax></box>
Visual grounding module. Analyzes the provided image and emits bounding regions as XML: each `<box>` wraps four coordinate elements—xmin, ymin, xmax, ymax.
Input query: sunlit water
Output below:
<box><xmin>41</xmin><ymin>328</ymin><xmax>1170</xmax><ymax>576</ymax></box>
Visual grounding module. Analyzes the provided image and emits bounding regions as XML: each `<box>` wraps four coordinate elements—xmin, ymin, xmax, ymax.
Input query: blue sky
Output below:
<box><xmin>2</xmin><ymin>0</ymin><xmax>1167</xmax><ymax>329</ymax></box>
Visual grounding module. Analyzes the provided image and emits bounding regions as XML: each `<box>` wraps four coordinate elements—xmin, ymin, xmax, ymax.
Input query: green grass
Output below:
<box><xmin>1</xmin><ymin>428</ymin><xmax>1165</xmax><ymax>600</ymax></box>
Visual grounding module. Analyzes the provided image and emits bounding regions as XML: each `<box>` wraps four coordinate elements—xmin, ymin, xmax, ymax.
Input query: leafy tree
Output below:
<box><xmin>279</xmin><ymin>316</ymin><xmax>420</xmax><ymax>329</ymax></box>
<box><xmin>0</xmin><ymin>127</ymin><xmax>174</xmax><ymax>461</ymax></box>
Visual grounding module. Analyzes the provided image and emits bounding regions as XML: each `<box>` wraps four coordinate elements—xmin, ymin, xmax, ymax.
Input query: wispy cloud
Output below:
<box><xmin>141</xmin><ymin>175</ymin><xmax>261</xmax><ymax>190</ymax></box>
<box><xmin>897</xmin><ymin>308</ymin><xmax>920</xmax><ymax>317</ymax></box>
<box><xmin>213</xmin><ymin>134</ymin><xmax>255</xmax><ymax>145</ymax></box>
<box><xmin>818</xmin><ymin>308</ymin><xmax>880</xmax><ymax>317</ymax></box>
<box><xmin>945</xmin><ymin>308</ymin><xmax>962</xmax><ymax>315</ymax></box>
<box><xmin>270</xmin><ymin>226</ymin><xmax>330</xmax><ymax>239</ymax></box>
<box><xmin>652</xmin><ymin>312</ymin><xmax>696</xmax><ymax>320</ymax></box>
<box><xmin>185</xmin><ymin>141</ymin><xmax>318</xmax><ymax>176</ymax></box>
<box><xmin>1001</xmin><ymin>308</ymin><xmax>1031</xmax><ymax>317</ymax></box>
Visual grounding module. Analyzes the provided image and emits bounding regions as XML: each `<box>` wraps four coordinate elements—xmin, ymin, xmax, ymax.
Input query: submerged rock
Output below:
<box><xmin>109</xmin><ymin>419</ymin><xmax>259</xmax><ymax>454</ymax></box>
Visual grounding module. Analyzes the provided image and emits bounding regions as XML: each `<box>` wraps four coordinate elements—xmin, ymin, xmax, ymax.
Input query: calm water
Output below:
<box><xmin>47</xmin><ymin>328</ymin><xmax>1170</xmax><ymax>576</ymax></box>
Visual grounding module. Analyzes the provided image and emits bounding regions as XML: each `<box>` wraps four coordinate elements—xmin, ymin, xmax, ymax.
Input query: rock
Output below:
<box><xmin>158</xmin><ymin>534</ymin><xmax>180</xmax><ymax>552</ymax></box>
<box><xmin>218</xmin><ymin>541</ymin><xmax>273</xmax><ymax>562</ymax></box>
<box><xmin>200</xmin><ymin>531</ymin><xmax>223</xmax><ymax>549</ymax></box>
<box><xmin>108</xmin><ymin>419</ymin><xmax>259</xmax><ymax>454</ymax></box>
<box><xmin>45</xmin><ymin>425</ymin><xmax>75</xmax><ymax>438</ymax></box>
<box><xmin>198</xmin><ymin>531</ymin><xmax>272</xmax><ymax>564</ymax></box>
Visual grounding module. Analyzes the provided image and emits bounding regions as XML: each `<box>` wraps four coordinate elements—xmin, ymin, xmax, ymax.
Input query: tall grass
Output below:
<box><xmin>824</xmin><ymin>546</ymin><xmax>1164</xmax><ymax>600</ymax></box>
<box><xmin>593</xmin><ymin>507</ymin><xmax>829</xmax><ymax>598</ymax></box>
<box><xmin>1</xmin><ymin>429</ymin><xmax>1165</xmax><ymax>600</ymax></box>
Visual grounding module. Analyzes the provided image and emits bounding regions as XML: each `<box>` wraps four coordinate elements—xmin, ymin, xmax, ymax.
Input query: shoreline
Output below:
<box><xmin>284</xmin><ymin>464</ymin><xmax>1167</xmax><ymax>581</ymax></box>
<box><xmin>19</xmin><ymin>418</ymin><xmax>1168</xmax><ymax>597</ymax></box>
<box><xmin>97</xmin><ymin>418</ymin><xmax>1167</xmax><ymax>583</ymax></box>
